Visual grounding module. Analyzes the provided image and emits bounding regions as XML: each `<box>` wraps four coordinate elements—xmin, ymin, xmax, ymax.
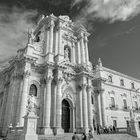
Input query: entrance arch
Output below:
<box><xmin>62</xmin><ymin>99</ymin><xmax>70</xmax><ymax>132</ymax></box>
<box><xmin>62</xmin><ymin>98</ymin><xmax>74</xmax><ymax>133</ymax></box>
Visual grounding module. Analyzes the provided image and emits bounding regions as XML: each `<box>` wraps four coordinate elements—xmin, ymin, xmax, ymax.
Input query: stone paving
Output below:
<box><xmin>1</xmin><ymin>133</ymin><xmax>140</xmax><ymax>140</ymax></box>
<box><xmin>39</xmin><ymin>133</ymin><xmax>140</xmax><ymax>140</ymax></box>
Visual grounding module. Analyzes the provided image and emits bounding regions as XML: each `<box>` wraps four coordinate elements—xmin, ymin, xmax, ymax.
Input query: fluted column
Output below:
<box><xmin>77</xmin><ymin>41</ymin><xmax>81</xmax><ymax>64</ymax></box>
<box><xmin>97</xmin><ymin>91</ymin><xmax>102</xmax><ymax>126</ymax></box>
<box><xmin>43</xmin><ymin>76</ymin><xmax>53</xmax><ymax>134</ymax></box>
<box><xmin>55</xmin><ymin>77</ymin><xmax>63</xmax><ymax>134</ymax></box>
<box><xmin>45</xmin><ymin>20</ymin><xmax>54</xmax><ymax>63</ymax></box>
<box><xmin>84</xmin><ymin>36</ymin><xmax>89</xmax><ymax>63</ymax></box>
<box><xmin>76</xmin><ymin>85</ymin><xmax>83</xmax><ymax>132</ymax></box>
<box><xmin>87</xmin><ymin>85</ymin><xmax>93</xmax><ymax>130</ymax></box>
<box><xmin>55</xmin><ymin>22</ymin><xmax>63</xmax><ymax>62</ymax></box>
<box><xmin>82</xmin><ymin>84</ymin><xmax>88</xmax><ymax>132</ymax></box>
<box><xmin>72</xmin><ymin>43</ymin><xmax>76</xmax><ymax>64</ymax></box>
<box><xmin>79</xmin><ymin>33</ymin><xmax>86</xmax><ymax>64</ymax></box>
<box><xmin>100</xmin><ymin>89</ymin><xmax>106</xmax><ymax>126</ymax></box>
<box><xmin>49</xmin><ymin>21</ymin><xmax>54</xmax><ymax>53</ymax></box>
<box><xmin>45</xmin><ymin>29</ymin><xmax>49</xmax><ymax>54</ymax></box>
<box><xmin>19</xmin><ymin>71</ymin><xmax>30</xmax><ymax>126</ymax></box>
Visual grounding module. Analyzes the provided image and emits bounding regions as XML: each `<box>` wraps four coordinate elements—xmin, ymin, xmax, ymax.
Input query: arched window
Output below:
<box><xmin>29</xmin><ymin>84</ymin><xmax>37</xmax><ymax>96</ymax></box>
<box><xmin>108</xmin><ymin>75</ymin><xmax>113</xmax><ymax>82</ymax></box>
<box><xmin>91</xmin><ymin>96</ymin><xmax>94</xmax><ymax>104</ymax></box>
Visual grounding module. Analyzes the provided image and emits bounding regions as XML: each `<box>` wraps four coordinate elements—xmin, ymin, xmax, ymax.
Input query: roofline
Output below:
<box><xmin>101</xmin><ymin>66</ymin><xmax>140</xmax><ymax>83</ymax></box>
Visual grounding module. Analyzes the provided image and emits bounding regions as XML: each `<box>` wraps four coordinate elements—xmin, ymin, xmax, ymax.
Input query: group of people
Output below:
<box><xmin>94</xmin><ymin>124</ymin><xmax>116</xmax><ymax>134</ymax></box>
<box><xmin>72</xmin><ymin>130</ymin><xmax>94</xmax><ymax>140</ymax></box>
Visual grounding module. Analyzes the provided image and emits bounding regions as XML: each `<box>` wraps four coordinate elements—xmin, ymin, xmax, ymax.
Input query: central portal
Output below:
<box><xmin>62</xmin><ymin>99</ymin><xmax>70</xmax><ymax>132</ymax></box>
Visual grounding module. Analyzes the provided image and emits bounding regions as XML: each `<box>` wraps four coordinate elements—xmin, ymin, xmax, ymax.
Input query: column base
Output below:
<box><xmin>45</xmin><ymin>52</ymin><xmax>54</xmax><ymax>63</ymax></box>
<box><xmin>76</xmin><ymin>127</ymin><xmax>89</xmax><ymax>134</ymax></box>
<box><xmin>43</xmin><ymin>127</ymin><xmax>53</xmax><ymax>135</ymax></box>
<box><xmin>54</xmin><ymin>54</ymin><xmax>64</xmax><ymax>63</ymax></box>
<box><xmin>53</xmin><ymin>127</ymin><xmax>64</xmax><ymax>135</ymax></box>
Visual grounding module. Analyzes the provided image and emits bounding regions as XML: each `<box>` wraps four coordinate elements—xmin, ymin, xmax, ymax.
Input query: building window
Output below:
<box><xmin>120</xmin><ymin>79</ymin><xmax>124</xmax><ymax>86</ymax></box>
<box><xmin>113</xmin><ymin>120</ymin><xmax>117</xmax><ymax>127</ymax></box>
<box><xmin>131</xmin><ymin>82</ymin><xmax>135</xmax><ymax>89</ymax></box>
<box><xmin>134</xmin><ymin>101</ymin><xmax>138</xmax><ymax>110</ymax></box>
<box><xmin>138</xmin><ymin>121</ymin><xmax>140</xmax><ymax>129</ymax></box>
<box><xmin>29</xmin><ymin>84</ymin><xmax>37</xmax><ymax>96</ymax></box>
<box><xmin>108</xmin><ymin>75</ymin><xmax>113</xmax><ymax>82</ymax></box>
<box><xmin>126</xmin><ymin>120</ymin><xmax>130</xmax><ymax>128</ymax></box>
<box><xmin>123</xmin><ymin>99</ymin><xmax>127</xmax><ymax>109</ymax></box>
<box><xmin>111</xmin><ymin>97</ymin><xmax>115</xmax><ymax>107</ymax></box>
<box><xmin>91</xmin><ymin>96</ymin><xmax>94</xmax><ymax>104</ymax></box>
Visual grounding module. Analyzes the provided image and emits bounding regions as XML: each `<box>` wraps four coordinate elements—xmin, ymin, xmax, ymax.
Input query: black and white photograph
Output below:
<box><xmin>0</xmin><ymin>0</ymin><xmax>140</xmax><ymax>140</ymax></box>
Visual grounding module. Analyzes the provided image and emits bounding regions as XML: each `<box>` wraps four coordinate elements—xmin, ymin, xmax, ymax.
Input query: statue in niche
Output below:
<box><xmin>64</xmin><ymin>47</ymin><xmax>70</xmax><ymax>60</ymax></box>
<box><xmin>27</xmin><ymin>95</ymin><xmax>37</xmax><ymax>115</ymax></box>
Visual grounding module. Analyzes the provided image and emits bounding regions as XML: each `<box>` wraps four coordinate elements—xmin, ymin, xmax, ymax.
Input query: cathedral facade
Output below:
<box><xmin>0</xmin><ymin>14</ymin><xmax>140</xmax><ymax>137</ymax></box>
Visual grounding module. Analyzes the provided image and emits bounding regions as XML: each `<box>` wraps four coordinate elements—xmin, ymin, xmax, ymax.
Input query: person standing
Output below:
<box><xmin>81</xmin><ymin>133</ymin><xmax>87</xmax><ymax>140</ymax></box>
<box><xmin>88</xmin><ymin>130</ymin><xmax>94</xmax><ymax>140</ymax></box>
<box><xmin>97</xmin><ymin>124</ymin><xmax>100</xmax><ymax>135</ymax></box>
<box><xmin>72</xmin><ymin>132</ymin><xmax>80</xmax><ymax>140</ymax></box>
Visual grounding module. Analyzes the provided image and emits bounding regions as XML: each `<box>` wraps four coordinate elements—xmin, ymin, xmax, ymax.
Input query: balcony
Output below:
<box><xmin>109</xmin><ymin>104</ymin><xmax>118</xmax><ymax>110</ymax></box>
<box><xmin>122</xmin><ymin>106</ymin><xmax>130</xmax><ymax>111</ymax></box>
<box><xmin>133</xmin><ymin>107</ymin><xmax>140</xmax><ymax>113</ymax></box>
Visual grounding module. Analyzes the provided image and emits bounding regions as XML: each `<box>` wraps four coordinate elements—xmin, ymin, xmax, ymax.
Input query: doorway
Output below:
<box><xmin>62</xmin><ymin>99</ymin><xmax>70</xmax><ymax>132</ymax></box>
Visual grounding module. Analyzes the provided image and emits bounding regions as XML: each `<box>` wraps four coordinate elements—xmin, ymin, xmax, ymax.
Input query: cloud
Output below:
<box><xmin>0</xmin><ymin>6</ymin><xmax>37</xmax><ymax>66</ymax></box>
<box><xmin>72</xmin><ymin>0</ymin><xmax>140</xmax><ymax>27</ymax></box>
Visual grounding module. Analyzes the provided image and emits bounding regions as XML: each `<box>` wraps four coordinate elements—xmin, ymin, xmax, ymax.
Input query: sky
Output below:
<box><xmin>0</xmin><ymin>0</ymin><xmax>140</xmax><ymax>79</ymax></box>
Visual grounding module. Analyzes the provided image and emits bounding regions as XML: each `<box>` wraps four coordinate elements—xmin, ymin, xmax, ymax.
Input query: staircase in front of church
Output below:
<box><xmin>39</xmin><ymin>133</ymin><xmax>140</xmax><ymax>140</ymax></box>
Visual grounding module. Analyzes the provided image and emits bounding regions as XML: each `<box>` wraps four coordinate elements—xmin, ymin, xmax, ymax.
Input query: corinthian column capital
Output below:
<box><xmin>87</xmin><ymin>85</ymin><xmax>92</xmax><ymax>91</ymax></box>
<box><xmin>80</xmin><ymin>84</ymin><xmax>87</xmax><ymax>90</ymax></box>
<box><xmin>46</xmin><ymin>75</ymin><xmax>54</xmax><ymax>83</ymax></box>
<box><xmin>23</xmin><ymin>70</ymin><xmax>30</xmax><ymax>78</ymax></box>
<box><xmin>56</xmin><ymin>77</ymin><xmax>63</xmax><ymax>85</ymax></box>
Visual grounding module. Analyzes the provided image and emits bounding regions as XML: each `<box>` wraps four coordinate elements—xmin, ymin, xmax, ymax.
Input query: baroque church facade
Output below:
<box><xmin>0</xmin><ymin>14</ymin><xmax>140</xmax><ymax>137</ymax></box>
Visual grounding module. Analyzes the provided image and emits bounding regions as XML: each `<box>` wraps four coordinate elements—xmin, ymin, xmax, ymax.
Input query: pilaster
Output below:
<box><xmin>87</xmin><ymin>85</ymin><xmax>93</xmax><ymax>130</ymax></box>
<box><xmin>19</xmin><ymin>70</ymin><xmax>30</xmax><ymax>127</ymax></box>
<box><xmin>81</xmin><ymin>83</ymin><xmax>89</xmax><ymax>133</ymax></box>
<box><xmin>43</xmin><ymin>68</ymin><xmax>53</xmax><ymax>134</ymax></box>
<box><xmin>54</xmin><ymin>72</ymin><xmax>64</xmax><ymax>134</ymax></box>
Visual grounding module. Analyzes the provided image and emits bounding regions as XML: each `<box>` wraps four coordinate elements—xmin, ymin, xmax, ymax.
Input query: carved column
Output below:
<box><xmin>49</xmin><ymin>21</ymin><xmax>54</xmax><ymax>53</ymax></box>
<box><xmin>19</xmin><ymin>71</ymin><xmax>30</xmax><ymax>127</ymax></box>
<box><xmin>45</xmin><ymin>28</ymin><xmax>49</xmax><ymax>54</ymax></box>
<box><xmin>87</xmin><ymin>85</ymin><xmax>93</xmax><ymax>130</ymax></box>
<box><xmin>58</xmin><ymin>22</ymin><xmax>63</xmax><ymax>55</ymax></box>
<box><xmin>55</xmin><ymin>22</ymin><xmax>63</xmax><ymax>62</ymax></box>
<box><xmin>84</xmin><ymin>36</ymin><xmax>89</xmax><ymax>63</ymax></box>
<box><xmin>77</xmin><ymin>41</ymin><xmax>81</xmax><ymax>64</ymax></box>
<box><xmin>43</xmin><ymin>75</ymin><xmax>53</xmax><ymax>134</ymax></box>
<box><xmin>97</xmin><ymin>90</ymin><xmax>102</xmax><ymax>126</ymax></box>
<box><xmin>100</xmin><ymin>89</ymin><xmax>106</xmax><ymax>126</ymax></box>
<box><xmin>79</xmin><ymin>33</ymin><xmax>86</xmax><ymax>64</ymax></box>
<box><xmin>72</xmin><ymin>42</ymin><xmax>76</xmax><ymax>64</ymax></box>
<box><xmin>55</xmin><ymin>77</ymin><xmax>63</xmax><ymax>134</ymax></box>
<box><xmin>45</xmin><ymin>20</ymin><xmax>54</xmax><ymax>63</ymax></box>
<box><xmin>82</xmin><ymin>84</ymin><xmax>89</xmax><ymax>132</ymax></box>
<box><xmin>76</xmin><ymin>85</ymin><xmax>83</xmax><ymax>132</ymax></box>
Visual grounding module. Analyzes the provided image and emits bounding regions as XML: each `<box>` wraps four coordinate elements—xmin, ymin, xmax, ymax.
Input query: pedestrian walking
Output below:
<box><xmin>88</xmin><ymin>130</ymin><xmax>94</xmax><ymax>140</ymax></box>
<box><xmin>81</xmin><ymin>133</ymin><xmax>87</xmax><ymax>140</ymax></box>
<box><xmin>72</xmin><ymin>132</ymin><xmax>80</xmax><ymax>140</ymax></box>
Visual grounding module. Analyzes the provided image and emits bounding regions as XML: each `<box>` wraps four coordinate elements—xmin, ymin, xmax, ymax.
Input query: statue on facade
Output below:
<box><xmin>27</xmin><ymin>95</ymin><xmax>37</xmax><ymax>115</ymax></box>
<box><xmin>64</xmin><ymin>48</ymin><xmax>69</xmax><ymax>60</ymax></box>
<box><xmin>28</xmin><ymin>29</ymin><xmax>35</xmax><ymax>44</ymax></box>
